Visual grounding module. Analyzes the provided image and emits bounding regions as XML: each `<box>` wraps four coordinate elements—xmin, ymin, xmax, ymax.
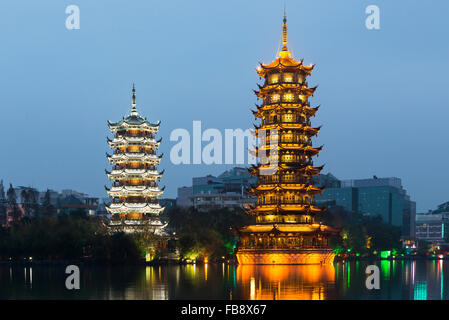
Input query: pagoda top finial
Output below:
<box><xmin>279</xmin><ymin>6</ymin><xmax>291</xmax><ymax>58</ymax></box>
<box><xmin>282</xmin><ymin>6</ymin><xmax>288</xmax><ymax>49</ymax></box>
<box><xmin>131</xmin><ymin>83</ymin><xmax>138</xmax><ymax>115</ymax></box>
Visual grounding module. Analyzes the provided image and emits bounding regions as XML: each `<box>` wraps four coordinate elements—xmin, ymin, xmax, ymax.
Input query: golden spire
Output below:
<box><xmin>282</xmin><ymin>7</ymin><xmax>288</xmax><ymax>50</ymax></box>
<box><xmin>278</xmin><ymin>8</ymin><xmax>291</xmax><ymax>59</ymax></box>
<box><xmin>131</xmin><ymin>83</ymin><xmax>137</xmax><ymax>115</ymax></box>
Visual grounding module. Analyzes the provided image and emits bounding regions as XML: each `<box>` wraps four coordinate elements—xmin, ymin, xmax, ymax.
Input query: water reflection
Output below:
<box><xmin>236</xmin><ymin>265</ymin><xmax>335</xmax><ymax>300</ymax></box>
<box><xmin>0</xmin><ymin>260</ymin><xmax>448</xmax><ymax>300</ymax></box>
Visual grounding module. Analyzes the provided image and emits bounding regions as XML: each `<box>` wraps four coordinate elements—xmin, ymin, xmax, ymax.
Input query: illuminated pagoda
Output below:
<box><xmin>105</xmin><ymin>85</ymin><xmax>166</xmax><ymax>234</ymax></box>
<box><xmin>236</xmin><ymin>14</ymin><xmax>338</xmax><ymax>265</ymax></box>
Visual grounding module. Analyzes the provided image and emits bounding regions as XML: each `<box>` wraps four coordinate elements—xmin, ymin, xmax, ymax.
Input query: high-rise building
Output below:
<box><xmin>176</xmin><ymin>186</ymin><xmax>193</xmax><ymax>208</ymax></box>
<box><xmin>415</xmin><ymin>201</ymin><xmax>449</xmax><ymax>244</ymax></box>
<box><xmin>314</xmin><ymin>175</ymin><xmax>416</xmax><ymax>237</ymax></box>
<box><xmin>105</xmin><ymin>85</ymin><xmax>165</xmax><ymax>234</ymax></box>
<box><xmin>177</xmin><ymin>167</ymin><xmax>256</xmax><ymax>211</ymax></box>
<box><xmin>236</xmin><ymin>14</ymin><xmax>338</xmax><ymax>265</ymax></box>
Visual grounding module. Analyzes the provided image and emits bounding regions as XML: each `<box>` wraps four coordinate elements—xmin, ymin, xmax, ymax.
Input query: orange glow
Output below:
<box><xmin>236</xmin><ymin>250</ymin><xmax>335</xmax><ymax>265</ymax></box>
<box><xmin>237</xmin><ymin>265</ymin><xmax>335</xmax><ymax>300</ymax></box>
<box><xmin>237</xmin><ymin>14</ymin><xmax>339</xmax><ymax>264</ymax></box>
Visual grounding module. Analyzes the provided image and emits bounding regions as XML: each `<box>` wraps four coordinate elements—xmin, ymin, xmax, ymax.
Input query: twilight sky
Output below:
<box><xmin>0</xmin><ymin>0</ymin><xmax>448</xmax><ymax>212</ymax></box>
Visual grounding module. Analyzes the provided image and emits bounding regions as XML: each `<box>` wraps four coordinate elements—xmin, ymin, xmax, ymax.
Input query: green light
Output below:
<box><xmin>414</xmin><ymin>281</ymin><xmax>427</xmax><ymax>300</ymax></box>
<box><xmin>380</xmin><ymin>251</ymin><xmax>391</xmax><ymax>259</ymax></box>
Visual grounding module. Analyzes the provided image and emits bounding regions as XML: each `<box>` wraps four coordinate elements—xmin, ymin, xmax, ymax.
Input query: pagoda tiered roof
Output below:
<box><xmin>238</xmin><ymin>223</ymin><xmax>338</xmax><ymax>234</ymax></box>
<box><xmin>250</xmin><ymin>184</ymin><xmax>324</xmax><ymax>194</ymax></box>
<box><xmin>105</xmin><ymin>168</ymin><xmax>163</xmax><ymax>180</ymax></box>
<box><xmin>250</xmin><ymin>164</ymin><xmax>324</xmax><ymax>176</ymax></box>
<box><xmin>106</xmin><ymin>152</ymin><xmax>162</xmax><ymax>163</ymax></box>
<box><xmin>254</xmin><ymin>84</ymin><xmax>317</xmax><ymax>99</ymax></box>
<box><xmin>253</xmin><ymin>123</ymin><xmax>321</xmax><ymax>135</ymax></box>
<box><xmin>107</xmin><ymin>116</ymin><xmax>160</xmax><ymax>130</ymax></box>
<box><xmin>247</xmin><ymin>203</ymin><xmax>323</xmax><ymax>215</ymax></box>
<box><xmin>252</xmin><ymin>104</ymin><xmax>319</xmax><ymax>118</ymax></box>
<box><xmin>107</xmin><ymin>136</ymin><xmax>161</xmax><ymax>148</ymax></box>
<box><xmin>256</xmin><ymin>144</ymin><xmax>323</xmax><ymax>156</ymax></box>
<box><xmin>106</xmin><ymin>202</ymin><xmax>163</xmax><ymax>214</ymax></box>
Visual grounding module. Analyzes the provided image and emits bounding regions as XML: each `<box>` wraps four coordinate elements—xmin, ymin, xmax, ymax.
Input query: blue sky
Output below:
<box><xmin>0</xmin><ymin>0</ymin><xmax>448</xmax><ymax>212</ymax></box>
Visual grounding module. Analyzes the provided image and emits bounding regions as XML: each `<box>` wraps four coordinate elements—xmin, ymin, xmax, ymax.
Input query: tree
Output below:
<box><xmin>7</xmin><ymin>184</ymin><xmax>16</xmax><ymax>204</ymax></box>
<box><xmin>0</xmin><ymin>180</ymin><xmax>5</xmax><ymax>201</ymax></box>
<box><xmin>28</xmin><ymin>188</ymin><xmax>38</xmax><ymax>217</ymax></box>
<box><xmin>20</xmin><ymin>189</ymin><xmax>30</xmax><ymax>217</ymax></box>
<box><xmin>7</xmin><ymin>184</ymin><xmax>21</xmax><ymax>223</ymax></box>
<box><xmin>42</xmin><ymin>189</ymin><xmax>55</xmax><ymax>216</ymax></box>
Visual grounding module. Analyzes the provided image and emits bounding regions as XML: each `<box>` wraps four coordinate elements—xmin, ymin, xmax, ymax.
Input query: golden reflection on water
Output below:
<box><xmin>236</xmin><ymin>264</ymin><xmax>335</xmax><ymax>300</ymax></box>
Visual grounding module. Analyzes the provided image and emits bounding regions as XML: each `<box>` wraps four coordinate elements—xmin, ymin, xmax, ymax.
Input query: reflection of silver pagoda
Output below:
<box><xmin>105</xmin><ymin>85</ymin><xmax>166</xmax><ymax>234</ymax></box>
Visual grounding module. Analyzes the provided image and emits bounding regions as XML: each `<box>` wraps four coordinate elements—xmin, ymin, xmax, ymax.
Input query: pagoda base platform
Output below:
<box><xmin>236</xmin><ymin>249</ymin><xmax>335</xmax><ymax>265</ymax></box>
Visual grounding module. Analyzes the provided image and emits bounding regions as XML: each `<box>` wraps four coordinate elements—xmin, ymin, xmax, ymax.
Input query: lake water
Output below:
<box><xmin>0</xmin><ymin>260</ymin><xmax>447</xmax><ymax>300</ymax></box>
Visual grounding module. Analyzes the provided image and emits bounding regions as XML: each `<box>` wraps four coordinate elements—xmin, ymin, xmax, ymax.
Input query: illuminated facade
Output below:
<box><xmin>236</xmin><ymin>14</ymin><xmax>338</xmax><ymax>265</ymax></box>
<box><xmin>105</xmin><ymin>85</ymin><xmax>166</xmax><ymax>234</ymax></box>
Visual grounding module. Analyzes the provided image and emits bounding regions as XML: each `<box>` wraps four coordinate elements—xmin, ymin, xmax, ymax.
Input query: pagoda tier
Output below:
<box><xmin>105</xmin><ymin>85</ymin><xmax>166</xmax><ymax>234</ymax></box>
<box><xmin>236</xmin><ymin>13</ymin><xmax>338</xmax><ymax>265</ymax></box>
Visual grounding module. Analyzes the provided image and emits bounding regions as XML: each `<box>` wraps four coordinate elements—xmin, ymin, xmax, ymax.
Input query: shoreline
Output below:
<box><xmin>0</xmin><ymin>255</ymin><xmax>446</xmax><ymax>266</ymax></box>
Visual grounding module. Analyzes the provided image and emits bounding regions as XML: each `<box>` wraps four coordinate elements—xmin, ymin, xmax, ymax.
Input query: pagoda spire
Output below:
<box><xmin>282</xmin><ymin>7</ymin><xmax>288</xmax><ymax>50</ymax></box>
<box><xmin>131</xmin><ymin>83</ymin><xmax>138</xmax><ymax>115</ymax></box>
<box><xmin>279</xmin><ymin>8</ymin><xmax>291</xmax><ymax>58</ymax></box>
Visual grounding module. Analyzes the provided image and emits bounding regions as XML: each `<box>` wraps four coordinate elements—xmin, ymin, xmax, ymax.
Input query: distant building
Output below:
<box><xmin>59</xmin><ymin>195</ymin><xmax>99</xmax><ymax>216</ymax></box>
<box><xmin>415</xmin><ymin>214</ymin><xmax>448</xmax><ymax>244</ymax></box>
<box><xmin>5</xmin><ymin>204</ymin><xmax>25</xmax><ymax>225</ymax></box>
<box><xmin>415</xmin><ymin>202</ymin><xmax>449</xmax><ymax>244</ymax></box>
<box><xmin>38</xmin><ymin>189</ymin><xmax>60</xmax><ymax>206</ymax></box>
<box><xmin>177</xmin><ymin>167</ymin><xmax>256</xmax><ymax>211</ymax></box>
<box><xmin>176</xmin><ymin>186</ymin><xmax>193</xmax><ymax>208</ymax></box>
<box><xmin>0</xmin><ymin>181</ymin><xmax>104</xmax><ymax>220</ymax></box>
<box><xmin>61</xmin><ymin>189</ymin><xmax>89</xmax><ymax>200</ymax></box>
<box><xmin>160</xmin><ymin>198</ymin><xmax>176</xmax><ymax>210</ymax></box>
<box><xmin>315</xmin><ymin>174</ymin><xmax>416</xmax><ymax>237</ymax></box>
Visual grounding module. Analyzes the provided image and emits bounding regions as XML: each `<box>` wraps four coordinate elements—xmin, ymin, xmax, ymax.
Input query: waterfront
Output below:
<box><xmin>0</xmin><ymin>260</ymin><xmax>447</xmax><ymax>300</ymax></box>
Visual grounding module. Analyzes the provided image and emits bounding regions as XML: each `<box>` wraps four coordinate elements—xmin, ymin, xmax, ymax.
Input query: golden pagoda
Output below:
<box><xmin>105</xmin><ymin>85</ymin><xmax>166</xmax><ymax>234</ymax></box>
<box><xmin>236</xmin><ymin>14</ymin><xmax>338</xmax><ymax>265</ymax></box>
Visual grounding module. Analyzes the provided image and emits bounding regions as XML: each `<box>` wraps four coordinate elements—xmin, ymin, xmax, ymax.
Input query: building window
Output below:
<box><xmin>282</xmin><ymin>113</ymin><xmax>294</xmax><ymax>122</ymax></box>
<box><xmin>269</xmin><ymin>74</ymin><xmax>280</xmax><ymax>84</ymax></box>
<box><xmin>283</xmin><ymin>93</ymin><xmax>294</xmax><ymax>102</ymax></box>
<box><xmin>283</xmin><ymin>73</ymin><xmax>294</xmax><ymax>82</ymax></box>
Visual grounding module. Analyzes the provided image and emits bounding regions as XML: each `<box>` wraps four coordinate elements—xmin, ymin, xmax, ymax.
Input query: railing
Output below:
<box><xmin>256</xmin><ymin>201</ymin><xmax>312</xmax><ymax>206</ymax></box>
<box><xmin>262</xmin><ymin>120</ymin><xmax>311</xmax><ymax>126</ymax></box>
<box><xmin>113</xmin><ymin>150</ymin><xmax>156</xmax><ymax>155</ymax></box>
<box><xmin>258</xmin><ymin>178</ymin><xmax>312</xmax><ymax>184</ymax></box>
<box><xmin>111</xmin><ymin>183</ymin><xmax>159</xmax><ymax>188</ymax></box>
<box><xmin>113</xmin><ymin>165</ymin><xmax>157</xmax><ymax>170</ymax></box>
<box><xmin>116</xmin><ymin>133</ymin><xmax>154</xmax><ymax>138</ymax></box>
<box><xmin>239</xmin><ymin>245</ymin><xmax>330</xmax><ymax>250</ymax></box>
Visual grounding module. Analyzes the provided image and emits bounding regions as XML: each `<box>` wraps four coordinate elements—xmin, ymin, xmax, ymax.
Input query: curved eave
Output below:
<box><xmin>255</xmin><ymin>124</ymin><xmax>320</xmax><ymax>136</ymax></box>
<box><xmin>108</xmin><ymin>119</ymin><xmax>160</xmax><ymax>131</ymax></box>
<box><xmin>238</xmin><ymin>223</ymin><xmax>337</xmax><ymax>234</ymax></box>
<box><xmin>255</xmin><ymin>184</ymin><xmax>324</xmax><ymax>193</ymax></box>
<box><xmin>257</xmin><ymin>58</ymin><xmax>314</xmax><ymax>77</ymax></box>
<box><xmin>106</xmin><ymin>172</ymin><xmax>163</xmax><ymax>180</ymax></box>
